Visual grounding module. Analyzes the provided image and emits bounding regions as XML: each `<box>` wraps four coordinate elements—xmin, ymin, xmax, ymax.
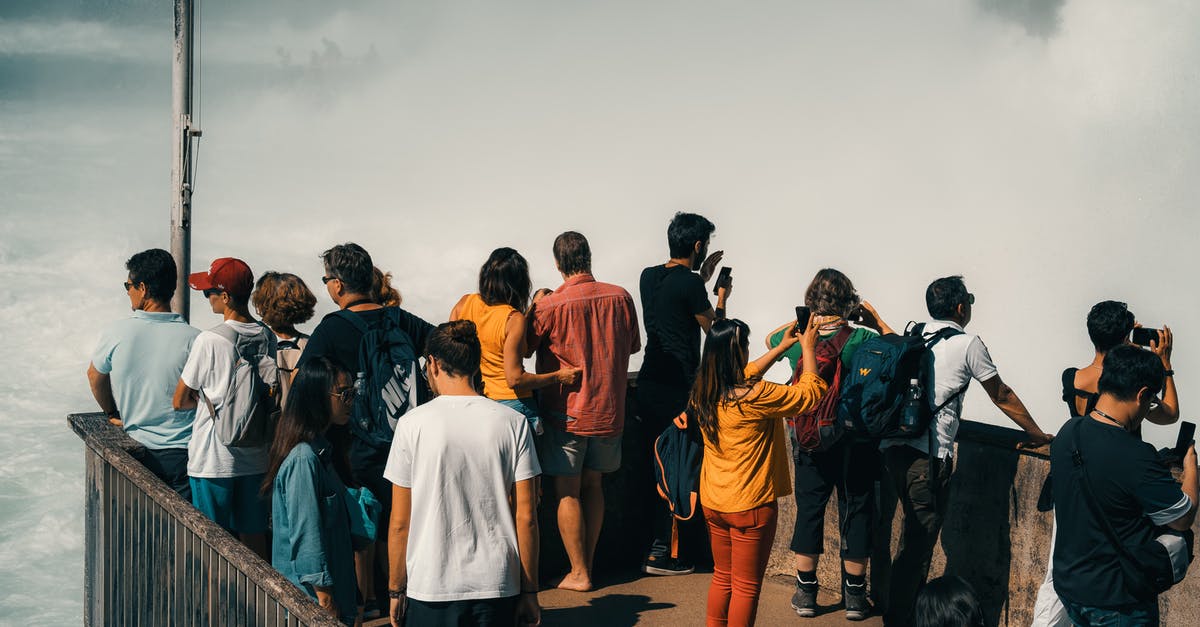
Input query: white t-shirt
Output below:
<box><xmin>383</xmin><ymin>395</ymin><xmax>541</xmax><ymax>602</ymax></box>
<box><xmin>881</xmin><ymin>320</ymin><xmax>998</xmax><ymax>459</ymax></box>
<box><xmin>181</xmin><ymin>320</ymin><xmax>277</xmax><ymax>478</ymax></box>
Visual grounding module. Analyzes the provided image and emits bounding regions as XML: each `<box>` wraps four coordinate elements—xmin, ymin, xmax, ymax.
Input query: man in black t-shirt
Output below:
<box><xmin>1050</xmin><ymin>345</ymin><xmax>1197</xmax><ymax>625</ymax></box>
<box><xmin>637</xmin><ymin>212</ymin><xmax>730</xmax><ymax>576</ymax></box>
<box><xmin>297</xmin><ymin>242</ymin><xmax>434</xmax><ymax>618</ymax></box>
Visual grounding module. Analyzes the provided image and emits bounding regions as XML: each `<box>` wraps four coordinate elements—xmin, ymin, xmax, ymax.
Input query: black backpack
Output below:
<box><xmin>336</xmin><ymin>308</ymin><xmax>426</xmax><ymax>448</ymax></box>
<box><xmin>837</xmin><ymin>323</ymin><xmax>966</xmax><ymax>440</ymax></box>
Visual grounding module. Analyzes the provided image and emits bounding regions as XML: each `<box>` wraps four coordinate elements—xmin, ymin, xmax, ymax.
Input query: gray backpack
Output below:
<box><xmin>201</xmin><ymin>322</ymin><xmax>279</xmax><ymax>448</ymax></box>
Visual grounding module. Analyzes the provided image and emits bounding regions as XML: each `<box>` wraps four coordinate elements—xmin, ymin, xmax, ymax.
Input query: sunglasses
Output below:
<box><xmin>967</xmin><ymin>293</ymin><xmax>975</xmax><ymax>305</ymax></box>
<box><xmin>321</xmin><ymin>275</ymin><xmax>337</xmax><ymax>284</ymax></box>
<box><xmin>203</xmin><ymin>288</ymin><xmax>223</xmax><ymax>298</ymax></box>
<box><xmin>331</xmin><ymin>386</ymin><xmax>357</xmax><ymax>404</ymax></box>
<box><xmin>123</xmin><ymin>281</ymin><xmax>138</xmax><ymax>291</ymax></box>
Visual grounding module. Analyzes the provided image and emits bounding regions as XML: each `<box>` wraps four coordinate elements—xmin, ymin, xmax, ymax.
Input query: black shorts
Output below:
<box><xmin>790</xmin><ymin>437</ymin><xmax>880</xmax><ymax>559</ymax></box>
<box><xmin>134</xmin><ymin>447</ymin><xmax>191</xmax><ymax>502</ymax></box>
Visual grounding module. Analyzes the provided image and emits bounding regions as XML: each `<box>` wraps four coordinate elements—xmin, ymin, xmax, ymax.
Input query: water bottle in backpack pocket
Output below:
<box><xmin>202</xmin><ymin>323</ymin><xmax>279</xmax><ymax>448</ymax></box>
<box><xmin>336</xmin><ymin>308</ymin><xmax>427</xmax><ymax>448</ymax></box>
<box><xmin>837</xmin><ymin>323</ymin><xmax>965</xmax><ymax>440</ymax></box>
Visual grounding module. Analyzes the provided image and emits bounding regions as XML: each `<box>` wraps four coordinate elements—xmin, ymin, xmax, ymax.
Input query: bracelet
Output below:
<box><xmin>1165</xmin><ymin>369</ymin><xmax>1175</xmax><ymax>377</ymax></box>
<box><xmin>387</xmin><ymin>589</ymin><xmax>406</xmax><ymax>599</ymax></box>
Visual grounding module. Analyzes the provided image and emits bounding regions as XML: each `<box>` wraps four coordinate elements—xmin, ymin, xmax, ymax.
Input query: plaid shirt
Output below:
<box><xmin>528</xmin><ymin>274</ymin><xmax>640</xmax><ymax>437</ymax></box>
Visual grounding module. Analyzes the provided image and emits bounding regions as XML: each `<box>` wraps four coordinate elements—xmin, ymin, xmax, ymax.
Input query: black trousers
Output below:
<box><xmin>133</xmin><ymin>447</ymin><xmax>191</xmax><ymax>502</ymax></box>
<box><xmin>790</xmin><ymin>437</ymin><xmax>880</xmax><ymax>560</ymax></box>
<box><xmin>882</xmin><ymin>444</ymin><xmax>953</xmax><ymax>627</ymax></box>
<box><xmin>635</xmin><ymin>380</ymin><xmax>689</xmax><ymax>558</ymax></box>
<box><xmin>405</xmin><ymin>595</ymin><xmax>518</xmax><ymax>627</ymax></box>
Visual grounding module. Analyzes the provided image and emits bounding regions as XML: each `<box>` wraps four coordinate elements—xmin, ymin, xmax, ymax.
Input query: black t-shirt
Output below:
<box><xmin>297</xmin><ymin>306</ymin><xmax>435</xmax><ymax>375</ymax></box>
<box><xmin>637</xmin><ymin>264</ymin><xmax>712</xmax><ymax>390</ymax></box>
<box><xmin>1050</xmin><ymin>416</ymin><xmax>1190</xmax><ymax>606</ymax></box>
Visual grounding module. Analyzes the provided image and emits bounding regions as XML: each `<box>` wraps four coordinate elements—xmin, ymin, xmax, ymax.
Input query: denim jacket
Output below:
<box><xmin>270</xmin><ymin>436</ymin><xmax>357</xmax><ymax>625</ymax></box>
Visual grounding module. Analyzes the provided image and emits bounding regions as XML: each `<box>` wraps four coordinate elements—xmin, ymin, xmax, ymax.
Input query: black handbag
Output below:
<box><xmin>1067</xmin><ymin>419</ymin><xmax>1193</xmax><ymax>598</ymax></box>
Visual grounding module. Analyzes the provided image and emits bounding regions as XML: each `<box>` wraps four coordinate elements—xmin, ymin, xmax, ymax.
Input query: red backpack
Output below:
<box><xmin>788</xmin><ymin>326</ymin><xmax>852</xmax><ymax>453</ymax></box>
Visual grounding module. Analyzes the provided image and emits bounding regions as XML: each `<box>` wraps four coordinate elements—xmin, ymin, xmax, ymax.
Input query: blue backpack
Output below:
<box><xmin>336</xmin><ymin>308</ymin><xmax>426</xmax><ymax>448</ymax></box>
<box><xmin>837</xmin><ymin>323</ymin><xmax>964</xmax><ymax>440</ymax></box>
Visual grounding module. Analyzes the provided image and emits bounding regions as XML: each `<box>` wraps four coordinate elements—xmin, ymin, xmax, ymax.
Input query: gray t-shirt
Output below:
<box><xmin>383</xmin><ymin>395</ymin><xmax>540</xmax><ymax>602</ymax></box>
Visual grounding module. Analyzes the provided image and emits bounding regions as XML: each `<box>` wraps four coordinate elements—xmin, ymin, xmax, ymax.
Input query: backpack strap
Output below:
<box><xmin>333</xmin><ymin>308</ymin><xmax>372</xmax><ymax>335</ymax></box>
<box><xmin>1066</xmin><ymin>418</ymin><xmax>1156</xmax><ymax>583</ymax></box>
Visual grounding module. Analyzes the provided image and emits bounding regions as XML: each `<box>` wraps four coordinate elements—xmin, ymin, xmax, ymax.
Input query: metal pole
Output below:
<box><xmin>170</xmin><ymin>0</ymin><xmax>194</xmax><ymax>320</ymax></box>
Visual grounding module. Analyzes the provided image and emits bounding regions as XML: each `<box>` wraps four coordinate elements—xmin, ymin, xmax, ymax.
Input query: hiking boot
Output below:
<box><xmin>843</xmin><ymin>580</ymin><xmax>871</xmax><ymax>621</ymax></box>
<box><xmin>791</xmin><ymin>580</ymin><xmax>818</xmax><ymax>618</ymax></box>
<box><xmin>641</xmin><ymin>554</ymin><xmax>694</xmax><ymax>576</ymax></box>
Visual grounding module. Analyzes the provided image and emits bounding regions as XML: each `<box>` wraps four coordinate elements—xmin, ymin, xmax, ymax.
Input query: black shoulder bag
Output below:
<box><xmin>1067</xmin><ymin>419</ymin><xmax>1193</xmax><ymax>598</ymax></box>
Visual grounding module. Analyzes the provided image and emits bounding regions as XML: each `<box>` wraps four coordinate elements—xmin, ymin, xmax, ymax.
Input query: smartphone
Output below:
<box><xmin>1131</xmin><ymin>327</ymin><xmax>1159</xmax><ymax>347</ymax></box>
<box><xmin>795</xmin><ymin>306</ymin><xmax>812</xmax><ymax>333</ymax></box>
<box><xmin>712</xmin><ymin>266</ymin><xmax>732</xmax><ymax>296</ymax></box>
<box><xmin>1174</xmin><ymin>421</ymin><xmax>1195</xmax><ymax>458</ymax></box>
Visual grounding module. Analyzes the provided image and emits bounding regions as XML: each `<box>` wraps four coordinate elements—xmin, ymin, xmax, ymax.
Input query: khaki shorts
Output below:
<box><xmin>536</xmin><ymin>413</ymin><xmax>622</xmax><ymax>476</ymax></box>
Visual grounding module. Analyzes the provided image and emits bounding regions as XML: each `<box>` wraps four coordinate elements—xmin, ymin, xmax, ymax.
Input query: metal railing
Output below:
<box><xmin>70</xmin><ymin>412</ymin><xmax>342</xmax><ymax>626</ymax></box>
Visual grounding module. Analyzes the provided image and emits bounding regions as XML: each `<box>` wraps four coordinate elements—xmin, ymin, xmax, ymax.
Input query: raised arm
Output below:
<box><xmin>979</xmin><ymin>375</ymin><xmax>1052</xmax><ymax>447</ymax></box>
<box><xmin>749</xmin><ymin>316</ymin><xmax>819</xmax><ymax>378</ymax></box>
<box><xmin>503</xmin><ymin>311</ymin><xmax>579</xmax><ymax>391</ymax></box>
<box><xmin>855</xmin><ymin>301</ymin><xmax>897</xmax><ymax>336</ymax></box>
<box><xmin>1168</xmin><ymin>445</ymin><xmax>1198</xmax><ymax>531</ymax></box>
<box><xmin>1147</xmin><ymin>326</ymin><xmax>1179</xmax><ymax>425</ymax></box>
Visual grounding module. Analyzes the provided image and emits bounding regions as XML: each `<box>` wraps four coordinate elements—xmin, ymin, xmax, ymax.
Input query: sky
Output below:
<box><xmin>1</xmin><ymin>1</ymin><xmax>1198</xmax><ymax>622</ymax></box>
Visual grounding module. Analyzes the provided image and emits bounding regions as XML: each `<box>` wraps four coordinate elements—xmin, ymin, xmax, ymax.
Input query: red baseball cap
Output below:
<box><xmin>189</xmin><ymin>257</ymin><xmax>254</xmax><ymax>297</ymax></box>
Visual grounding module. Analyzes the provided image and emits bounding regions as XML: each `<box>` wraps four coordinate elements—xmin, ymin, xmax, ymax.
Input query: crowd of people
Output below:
<box><xmin>87</xmin><ymin>212</ymin><xmax>1190</xmax><ymax>627</ymax></box>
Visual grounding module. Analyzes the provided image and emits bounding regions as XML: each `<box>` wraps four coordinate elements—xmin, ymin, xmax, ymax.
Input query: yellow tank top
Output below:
<box><xmin>457</xmin><ymin>293</ymin><xmax>527</xmax><ymax>401</ymax></box>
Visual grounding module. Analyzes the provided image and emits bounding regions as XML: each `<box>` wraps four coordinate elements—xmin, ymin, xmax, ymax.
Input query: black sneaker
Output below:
<box><xmin>843</xmin><ymin>580</ymin><xmax>871</xmax><ymax>621</ymax></box>
<box><xmin>642</xmin><ymin>554</ymin><xmax>694</xmax><ymax>576</ymax></box>
<box><xmin>791</xmin><ymin>579</ymin><xmax>818</xmax><ymax>618</ymax></box>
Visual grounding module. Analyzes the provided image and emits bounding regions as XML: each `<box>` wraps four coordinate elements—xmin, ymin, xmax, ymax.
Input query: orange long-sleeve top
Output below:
<box><xmin>699</xmin><ymin>365</ymin><xmax>827</xmax><ymax>514</ymax></box>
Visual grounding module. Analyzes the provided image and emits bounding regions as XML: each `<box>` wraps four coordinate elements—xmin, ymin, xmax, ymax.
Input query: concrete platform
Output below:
<box><xmin>537</xmin><ymin>571</ymin><xmax>882</xmax><ymax>626</ymax></box>
<box><xmin>366</xmin><ymin>571</ymin><xmax>882</xmax><ymax>626</ymax></box>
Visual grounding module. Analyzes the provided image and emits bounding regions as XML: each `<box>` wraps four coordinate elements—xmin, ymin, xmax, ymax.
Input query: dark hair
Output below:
<box><xmin>478</xmin><ymin>247</ymin><xmax>531</xmax><ymax>312</ymax></box>
<box><xmin>372</xmin><ymin>267</ymin><xmax>402</xmax><ymax>307</ymax></box>
<box><xmin>689</xmin><ymin>318</ymin><xmax>753</xmax><ymax>446</ymax></box>
<box><xmin>261</xmin><ymin>357</ymin><xmax>354</xmax><ymax>495</ymax></box>
<box><xmin>427</xmin><ymin>320</ymin><xmax>482</xmax><ymax>379</ymax></box>
<box><xmin>553</xmin><ymin>231</ymin><xmax>592</xmax><ymax>276</ymax></box>
<box><xmin>1087</xmin><ymin>301</ymin><xmax>1135</xmax><ymax>352</ymax></box>
<box><xmin>252</xmin><ymin>272</ymin><xmax>317</xmax><ymax>330</ymax></box>
<box><xmin>321</xmin><ymin>242</ymin><xmax>374</xmax><ymax>295</ymax></box>
<box><xmin>1098</xmin><ymin>344</ymin><xmax>1165</xmax><ymax>402</ymax></box>
<box><xmin>912</xmin><ymin>576</ymin><xmax>984</xmax><ymax>627</ymax></box>
<box><xmin>126</xmin><ymin>248</ymin><xmax>177</xmax><ymax>303</ymax></box>
<box><xmin>926</xmin><ymin>275</ymin><xmax>970</xmax><ymax>320</ymax></box>
<box><xmin>805</xmin><ymin>268</ymin><xmax>860</xmax><ymax>317</ymax></box>
<box><xmin>667</xmin><ymin>212</ymin><xmax>716</xmax><ymax>259</ymax></box>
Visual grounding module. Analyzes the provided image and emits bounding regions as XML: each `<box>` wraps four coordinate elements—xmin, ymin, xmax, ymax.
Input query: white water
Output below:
<box><xmin>2</xmin><ymin>2</ymin><xmax>1199</xmax><ymax>624</ymax></box>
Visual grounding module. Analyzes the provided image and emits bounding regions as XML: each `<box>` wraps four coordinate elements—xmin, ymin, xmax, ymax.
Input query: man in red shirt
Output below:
<box><xmin>528</xmin><ymin>231</ymin><xmax>641</xmax><ymax>592</ymax></box>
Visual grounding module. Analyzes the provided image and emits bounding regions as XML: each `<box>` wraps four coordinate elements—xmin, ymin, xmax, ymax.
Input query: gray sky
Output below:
<box><xmin>2</xmin><ymin>0</ymin><xmax>1198</xmax><ymax>445</ymax></box>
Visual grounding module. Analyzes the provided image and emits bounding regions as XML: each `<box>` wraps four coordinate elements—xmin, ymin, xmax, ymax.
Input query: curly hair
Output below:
<box><xmin>372</xmin><ymin>267</ymin><xmax>403</xmax><ymax>307</ymax></box>
<box><xmin>252</xmin><ymin>272</ymin><xmax>317</xmax><ymax>329</ymax></box>
<box><xmin>804</xmin><ymin>268</ymin><xmax>860</xmax><ymax>317</ymax></box>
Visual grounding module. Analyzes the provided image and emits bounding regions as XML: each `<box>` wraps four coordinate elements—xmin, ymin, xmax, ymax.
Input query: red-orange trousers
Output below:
<box><xmin>703</xmin><ymin>501</ymin><xmax>779</xmax><ymax>627</ymax></box>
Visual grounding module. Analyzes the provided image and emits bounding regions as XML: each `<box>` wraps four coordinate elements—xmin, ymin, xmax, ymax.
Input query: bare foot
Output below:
<box><xmin>556</xmin><ymin>572</ymin><xmax>593</xmax><ymax>592</ymax></box>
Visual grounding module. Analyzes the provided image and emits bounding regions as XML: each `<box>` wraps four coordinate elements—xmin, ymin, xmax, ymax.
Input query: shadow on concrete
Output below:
<box><xmin>940</xmin><ymin>434</ymin><xmax>1019</xmax><ymax>627</ymax></box>
<box><xmin>541</xmin><ymin>594</ymin><xmax>675</xmax><ymax>626</ymax></box>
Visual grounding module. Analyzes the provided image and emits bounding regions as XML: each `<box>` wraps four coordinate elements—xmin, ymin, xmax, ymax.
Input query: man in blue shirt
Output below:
<box><xmin>88</xmin><ymin>248</ymin><xmax>199</xmax><ymax>499</ymax></box>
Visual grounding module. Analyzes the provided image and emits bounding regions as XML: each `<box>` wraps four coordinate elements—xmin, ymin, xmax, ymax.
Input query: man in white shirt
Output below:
<box><xmin>173</xmin><ymin>257</ymin><xmax>277</xmax><ymax>560</ymax></box>
<box><xmin>385</xmin><ymin>320</ymin><xmax>541</xmax><ymax>627</ymax></box>
<box><xmin>880</xmin><ymin>276</ymin><xmax>1052</xmax><ymax>626</ymax></box>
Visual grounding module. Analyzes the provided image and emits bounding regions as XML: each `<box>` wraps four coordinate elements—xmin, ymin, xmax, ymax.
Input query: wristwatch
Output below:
<box><xmin>387</xmin><ymin>589</ymin><xmax>406</xmax><ymax>599</ymax></box>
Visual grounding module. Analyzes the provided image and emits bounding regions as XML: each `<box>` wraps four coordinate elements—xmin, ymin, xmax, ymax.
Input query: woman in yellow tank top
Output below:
<box><xmin>450</xmin><ymin>247</ymin><xmax>581</xmax><ymax>435</ymax></box>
